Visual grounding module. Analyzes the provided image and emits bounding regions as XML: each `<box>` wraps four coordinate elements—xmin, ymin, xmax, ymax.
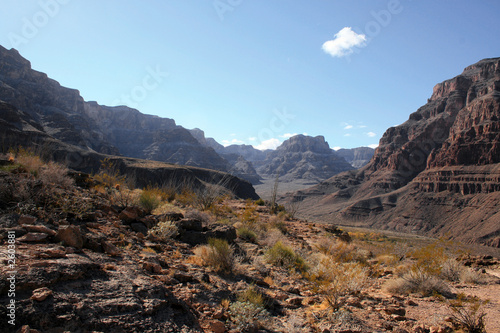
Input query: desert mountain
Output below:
<box><xmin>0</xmin><ymin>46</ymin><xmax>258</xmax><ymax>199</ymax></box>
<box><xmin>291</xmin><ymin>57</ymin><xmax>500</xmax><ymax>247</ymax></box>
<box><xmin>259</xmin><ymin>134</ymin><xmax>354</xmax><ymax>183</ymax></box>
<box><xmin>336</xmin><ymin>147</ymin><xmax>375</xmax><ymax>168</ymax></box>
<box><xmin>0</xmin><ymin>46</ymin><xmax>229</xmax><ymax>172</ymax></box>
<box><xmin>189</xmin><ymin>128</ymin><xmax>263</xmax><ymax>184</ymax></box>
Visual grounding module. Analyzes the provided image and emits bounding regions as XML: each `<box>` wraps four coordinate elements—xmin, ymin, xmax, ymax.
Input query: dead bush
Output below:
<box><xmin>460</xmin><ymin>268</ymin><xmax>487</xmax><ymax>285</ymax></box>
<box><xmin>444</xmin><ymin>293</ymin><xmax>488</xmax><ymax>333</ymax></box>
<box><xmin>384</xmin><ymin>269</ymin><xmax>451</xmax><ymax>297</ymax></box>
<box><xmin>39</xmin><ymin>161</ymin><xmax>74</xmax><ymax>188</ymax></box>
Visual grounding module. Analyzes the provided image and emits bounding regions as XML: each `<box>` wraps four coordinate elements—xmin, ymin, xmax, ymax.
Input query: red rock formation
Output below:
<box><xmin>294</xmin><ymin>58</ymin><xmax>500</xmax><ymax>247</ymax></box>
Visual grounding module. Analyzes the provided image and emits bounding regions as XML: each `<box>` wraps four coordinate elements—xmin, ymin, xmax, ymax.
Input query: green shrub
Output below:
<box><xmin>265</xmin><ymin>241</ymin><xmax>306</xmax><ymax>272</ymax></box>
<box><xmin>194</xmin><ymin>238</ymin><xmax>234</xmax><ymax>273</ymax></box>
<box><xmin>139</xmin><ymin>188</ymin><xmax>162</xmax><ymax>213</ymax></box>
<box><xmin>237</xmin><ymin>227</ymin><xmax>258</xmax><ymax>243</ymax></box>
<box><xmin>255</xmin><ymin>198</ymin><xmax>265</xmax><ymax>206</ymax></box>
<box><xmin>237</xmin><ymin>285</ymin><xmax>266</xmax><ymax>308</ymax></box>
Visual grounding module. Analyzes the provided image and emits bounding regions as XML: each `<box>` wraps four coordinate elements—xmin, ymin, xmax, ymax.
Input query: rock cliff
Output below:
<box><xmin>292</xmin><ymin>58</ymin><xmax>500</xmax><ymax>247</ymax></box>
<box><xmin>0</xmin><ymin>45</ymin><xmax>229</xmax><ymax>172</ymax></box>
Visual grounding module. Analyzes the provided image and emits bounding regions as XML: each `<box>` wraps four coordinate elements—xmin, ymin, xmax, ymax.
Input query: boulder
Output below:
<box><xmin>56</xmin><ymin>225</ymin><xmax>85</xmax><ymax>249</ymax></box>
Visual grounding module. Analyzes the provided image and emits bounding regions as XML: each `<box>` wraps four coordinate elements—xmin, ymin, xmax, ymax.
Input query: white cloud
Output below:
<box><xmin>359</xmin><ymin>125</ymin><xmax>368</xmax><ymax>129</ymax></box>
<box><xmin>254</xmin><ymin>138</ymin><xmax>281</xmax><ymax>150</ymax></box>
<box><xmin>280</xmin><ymin>133</ymin><xmax>298</xmax><ymax>139</ymax></box>
<box><xmin>344</xmin><ymin>125</ymin><xmax>354</xmax><ymax>130</ymax></box>
<box><xmin>332</xmin><ymin>146</ymin><xmax>342</xmax><ymax>151</ymax></box>
<box><xmin>367</xmin><ymin>132</ymin><xmax>377</xmax><ymax>137</ymax></box>
<box><xmin>322</xmin><ymin>27</ymin><xmax>366</xmax><ymax>58</ymax></box>
<box><xmin>344</xmin><ymin>133</ymin><xmax>351</xmax><ymax>137</ymax></box>
<box><xmin>248</xmin><ymin>137</ymin><xmax>257</xmax><ymax>142</ymax></box>
<box><xmin>222</xmin><ymin>138</ymin><xmax>245</xmax><ymax>147</ymax></box>
<box><xmin>368</xmin><ymin>144</ymin><xmax>379</xmax><ymax>149</ymax></box>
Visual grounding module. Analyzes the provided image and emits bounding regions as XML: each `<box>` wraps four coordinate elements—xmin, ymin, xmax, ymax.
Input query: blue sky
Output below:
<box><xmin>1</xmin><ymin>1</ymin><xmax>499</xmax><ymax>150</ymax></box>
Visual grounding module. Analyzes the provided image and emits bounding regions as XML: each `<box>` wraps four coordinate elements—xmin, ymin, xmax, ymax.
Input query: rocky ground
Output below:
<box><xmin>1</xmin><ymin>155</ymin><xmax>499</xmax><ymax>333</ymax></box>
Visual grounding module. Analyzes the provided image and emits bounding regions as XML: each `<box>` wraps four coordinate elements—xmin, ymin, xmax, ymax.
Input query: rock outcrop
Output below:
<box><xmin>292</xmin><ymin>58</ymin><xmax>500</xmax><ymax>247</ymax></box>
<box><xmin>259</xmin><ymin>135</ymin><xmax>353</xmax><ymax>182</ymax></box>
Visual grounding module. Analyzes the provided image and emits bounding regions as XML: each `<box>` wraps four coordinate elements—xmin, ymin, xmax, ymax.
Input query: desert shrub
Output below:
<box><xmin>384</xmin><ymin>269</ymin><xmax>451</xmax><ymax>297</ymax></box>
<box><xmin>316</xmin><ymin>239</ymin><xmax>366</xmax><ymax>264</ymax></box>
<box><xmin>237</xmin><ymin>285</ymin><xmax>266</xmax><ymax>308</ymax></box>
<box><xmin>284</xmin><ymin>198</ymin><xmax>302</xmax><ymax>219</ymax></box>
<box><xmin>15</xmin><ymin>148</ymin><xmax>44</xmax><ymax>175</ymax></box>
<box><xmin>208</xmin><ymin>201</ymin><xmax>235</xmax><ymax>218</ymax></box>
<box><xmin>139</xmin><ymin>187</ymin><xmax>162</xmax><ymax>213</ymax></box>
<box><xmin>149</xmin><ymin>221</ymin><xmax>178</xmax><ymax>241</ymax></box>
<box><xmin>39</xmin><ymin>161</ymin><xmax>74</xmax><ymax>188</ymax></box>
<box><xmin>194</xmin><ymin>238</ymin><xmax>234</xmax><ymax>273</ymax></box>
<box><xmin>239</xmin><ymin>201</ymin><xmax>259</xmax><ymax>227</ymax></box>
<box><xmin>255</xmin><ymin>198</ymin><xmax>265</xmax><ymax>206</ymax></box>
<box><xmin>152</xmin><ymin>202</ymin><xmax>183</xmax><ymax>215</ymax></box>
<box><xmin>228</xmin><ymin>301</ymin><xmax>270</xmax><ymax>333</ymax></box>
<box><xmin>444</xmin><ymin>293</ymin><xmax>488</xmax><ymax>333</ymax></box>
<box><xmin>185</xmin><ymin>209</ymin><xmax>213</xmax><ymax>224</ymax></box>
<box><xmin>94</xmin><ymin>158</ymin><xmax>127</xmax><ymax>189</ymax></box>
<box><xmin>160</xmin><ymin>177</ymin><xmax>182</xmax><ymax>202</ymax></box>
<box><xmin>460</xmin><ymin>268</ymin><xmax>487</xmax><ymax>285</ymax></box>
<box><xmin>308</xmin><ymin>256</ymin><xmax>369</xmax><ymax>311</ymax></box>
<box><xmin>112</xmin><ymin>188</ymin><xmax>141</xmax><ymax>209</ymax></box>
<box><xmin>193</xmin><ymin>175</ymin><xmax>233</xmax><ymax>211</ymax></box>
<box><xmin>408</xmin><ymin>241</ymin><xmax>449</xmax><ymax>277</ymax></box>
<box><xmin>376</xmin><ymin>254</ymin><xmax>400</xmax><ymax>267</ymax></box>
<box><xmin>282</xmin><ymin>314</ymin><xmax>306</xmax><ymax>333</ymax></box>
<box><xmin>265</xmin><ymin>241</ymin><xmax>306</xmax><ymax>272</ymax></box>
<box><xmin>176</xmin><ymin>188</ymin><xmax>198</xmax><ymax>207</ymax></box>
<box><xmin>237</xmin><ymin>227</ymin><xmax>258</xmax><ymax>243</ymax></box>
<box><xmin>268</xmin><ymin>215</ymin><xmax>287</xmax><ymax>234</ymax></box>
<box><xmin>440</xmin><ymin>259</ymin><xmax>464</xmax><ymax>282</ymax></box>
<box><xmin>260</xmin><ymin>228</ymin><xmax>285</xmax><ymax>248</ymax></box>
